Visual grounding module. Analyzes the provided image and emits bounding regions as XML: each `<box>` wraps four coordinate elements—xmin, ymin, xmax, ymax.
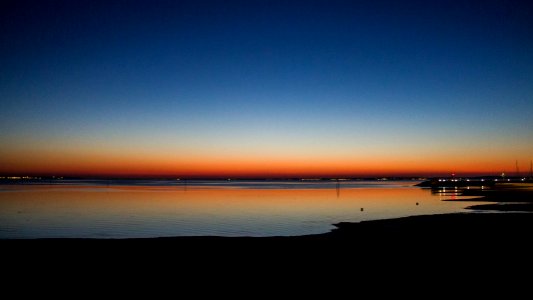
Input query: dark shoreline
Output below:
<box><xmin>3</xmin><ymin>213</ymin><xmax>532</xmax><ymax>259</ymax></box>
<box><xmin>443</xmin><ymin>182</ymin><xmax>533</xmax><ymax>211</ymax></box>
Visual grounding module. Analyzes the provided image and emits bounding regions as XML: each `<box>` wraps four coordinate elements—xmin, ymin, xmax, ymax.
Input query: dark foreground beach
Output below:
<box><xmin>5</xmin><ymin>213</ymin><xmax>533</xmax><ymax>279</ymax></box>
<box><xmin>3</xmin><ymin>184</ymin><xmax>533</xmax><ymax>285</ymax></box>
<box><xmin>3</xmin><ymin>187</ymin><xmax>530</xmax><ymax>295</ymax></box>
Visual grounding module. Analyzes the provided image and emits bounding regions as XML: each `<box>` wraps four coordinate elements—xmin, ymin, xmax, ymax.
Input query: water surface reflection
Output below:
<box><xmin>0</xmin><ymin>181</ymin><xmax>483</xmax><ymax>238</ymax></box>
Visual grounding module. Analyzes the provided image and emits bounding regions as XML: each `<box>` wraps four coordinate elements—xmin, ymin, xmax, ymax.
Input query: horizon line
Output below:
<box><xmin>0</xmin><ymin>173</ymin><xmax>524</xmax><ymax>180</ymax></box>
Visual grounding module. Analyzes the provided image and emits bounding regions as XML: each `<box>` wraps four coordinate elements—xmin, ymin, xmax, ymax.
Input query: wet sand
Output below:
<box><xmin>446</xmin><ymin>182</ymin><xmax>533</xmax><ymax>211</ymax></box>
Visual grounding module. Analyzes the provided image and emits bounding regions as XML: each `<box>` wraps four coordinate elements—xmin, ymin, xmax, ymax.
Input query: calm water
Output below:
<box><xmin>0</xmin><ymin>180</ymin><xmax>483</xmax><ymax>239</ymax></box>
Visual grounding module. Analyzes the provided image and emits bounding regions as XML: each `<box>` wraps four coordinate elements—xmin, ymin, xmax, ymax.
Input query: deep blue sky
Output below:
<box><xmin>1</xmin><ymin>0</ymin><xmax>532</xmax><ymax>176</ymax></box>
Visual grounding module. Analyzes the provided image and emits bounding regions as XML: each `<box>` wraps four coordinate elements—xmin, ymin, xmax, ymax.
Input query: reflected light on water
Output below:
<box><xmin>0</xmin><ymin>181</ymin><xmax>482</xmax><ymax>238</ymax></box>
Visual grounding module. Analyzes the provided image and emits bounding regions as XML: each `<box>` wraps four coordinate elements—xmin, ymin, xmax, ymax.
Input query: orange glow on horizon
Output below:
<box><xmin>1</xmin><ymin>147</ymin><xmax>529</xmax><ymax>178</ymax></box>
<box><xmin>1</xmin><ymin>133</ymin><xmax>531</xmax><ymax>178</ymax></box>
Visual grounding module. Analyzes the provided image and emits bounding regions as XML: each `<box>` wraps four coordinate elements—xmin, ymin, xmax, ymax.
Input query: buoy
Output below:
<box><xmin>361</xmin><ymin>208</ymin><xmax>364</xmax><ymax>211</ymax></box>
<box><xmin>416</xmin><ymin>202</ymin><xmax>419</xmax><ymax>205</ymax></box>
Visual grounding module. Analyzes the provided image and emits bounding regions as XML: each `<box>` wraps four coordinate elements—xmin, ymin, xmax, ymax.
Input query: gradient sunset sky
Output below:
<box><xmin>1</xmin><ymin>0</ymin><xmax>532</xmax><ymax>178</ymax></box>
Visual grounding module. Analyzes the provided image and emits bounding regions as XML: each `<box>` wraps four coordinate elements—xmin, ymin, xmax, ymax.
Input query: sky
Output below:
<box><xmin>1</xmin><ymin>0</ymin><xmax>532</xmax><ymax>178</ymax></box>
